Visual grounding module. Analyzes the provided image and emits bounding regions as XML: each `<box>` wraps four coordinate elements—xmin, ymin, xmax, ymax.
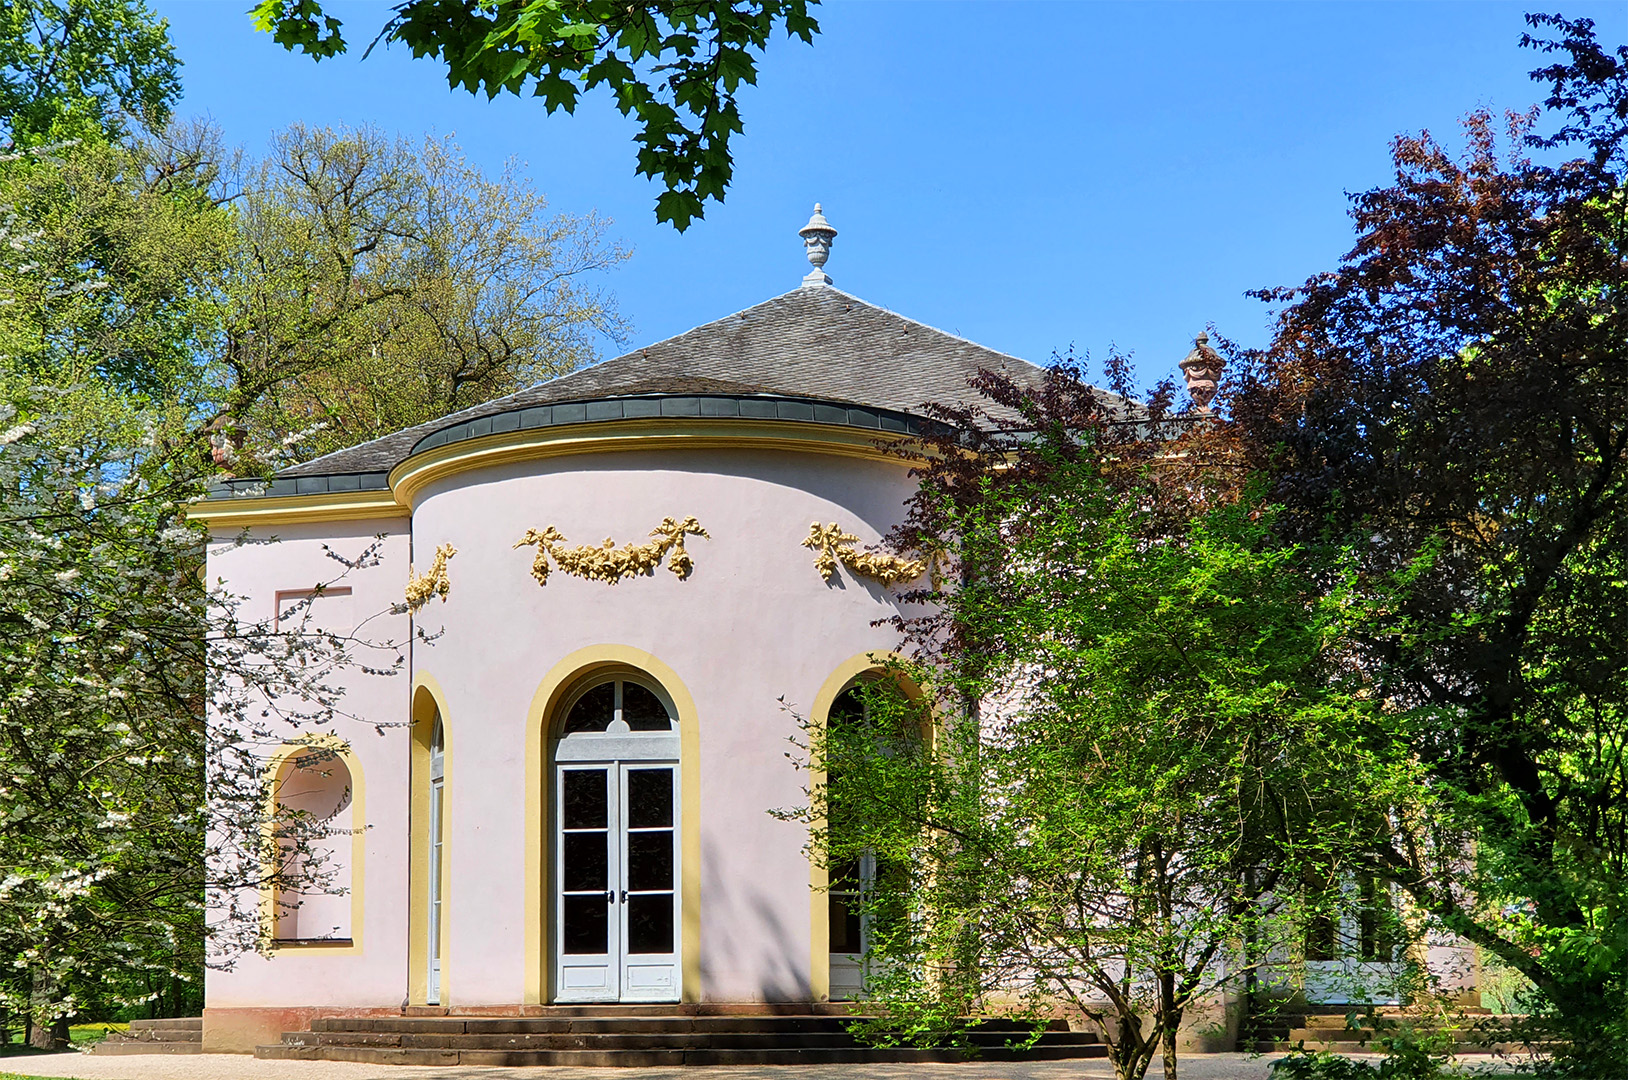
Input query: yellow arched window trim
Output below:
<box><xmin>522</xmin><ymin>645</ymin><xmax>702</xmax><ymax>1005</ymax></box>
<box><xmin>259</xmin><ymin>734</ymin><xmax>367</xmax><ymax>956</ymax></box>
<box><xmin>408</xmin><ymin>671</ymin><xmax>453</xmax><ymax>1004</ymax></box>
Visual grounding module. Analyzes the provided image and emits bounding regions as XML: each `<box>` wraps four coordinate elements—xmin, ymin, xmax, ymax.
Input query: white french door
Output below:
<box><xmin>555</xmin><ymin>760</ymin><xmax>680</xmax><ymax>1002</ymax></box>
<box><xmin>427</xmin><ymin>722</ymin><xmax>445</xmax><ymax>1004</ymax></box>
<box><xmin>828</xmin><ymin>851</ymin><xmax>875</xmax><ymax>999</ymax></box>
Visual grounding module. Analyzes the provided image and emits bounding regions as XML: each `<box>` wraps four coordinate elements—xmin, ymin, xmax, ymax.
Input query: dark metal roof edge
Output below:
<box><xmin>204</xmin><ymin>393</ymin><xmax>928</xmax><ymax>502</ymax></box>
<box><xmin>205</xmin><ymin>471</ymin><xmax>392</xmax><ymax>501</ymax></box>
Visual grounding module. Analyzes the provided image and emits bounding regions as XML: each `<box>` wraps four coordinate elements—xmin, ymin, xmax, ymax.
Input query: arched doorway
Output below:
<box><xmin>552</xmin><ymin>673</ymin><xmax>681</xmax><ymax>1003</ymax></box>
<box><xmin>808</xmin><ymin>656</ymin><xmax>927</xmax><ymax>1002</ymax></box>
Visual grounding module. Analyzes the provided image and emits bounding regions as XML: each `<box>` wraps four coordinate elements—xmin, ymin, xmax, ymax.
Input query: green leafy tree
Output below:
<box><xmin>1229</xmin><ymin>15</ymin><xmax>1628</xmax><ymax>1075</ymax></box>
<box><xmin>0</xmin><ymin>10</ymin><xmax>630</xmax><ymax>1039</ymax></box>
<box><xmin>249</xmin><ymin>0</ymin><xmax>820</xmax><ymax>230</ymax></box>
<box><xmin>0</xmin><ymin>130</ymin><xmax>233</xmax><ymax>427</ymax></box>
<box><xmin>789</xmin><ymin>365</ymin><xmax>1399</xmax><ymax>1080</ymax></box>
<box><xmin>224</xmin><ymin>123</ymin><xmax>629</xmax><ymax>464</ymax></box>
<box><xmin>0</xmin><ymin>0</ymin><xmax>180</xmax><ymax>146</ymax></box>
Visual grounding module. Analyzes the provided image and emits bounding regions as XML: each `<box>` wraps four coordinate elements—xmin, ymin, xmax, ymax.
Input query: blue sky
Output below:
<box><xmin>155</xmin><ymin>1</ymin><xmax>1625</xmax><ymax>390</ymax></box>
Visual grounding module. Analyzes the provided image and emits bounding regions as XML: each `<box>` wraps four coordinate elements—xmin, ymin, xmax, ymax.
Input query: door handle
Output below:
<box><xmin>620</xmin><ymin>889</ymin><xmax>628</xmax><ymax>903</ymax></box>
<box><xmin>604</xmin><ymin>890</ymin><xmax>615</xmax><ymax>903</ymax></box>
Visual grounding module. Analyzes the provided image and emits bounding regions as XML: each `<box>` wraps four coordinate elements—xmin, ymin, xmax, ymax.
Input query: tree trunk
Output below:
<box><xmin>28</xmin><ymin>969</ymin><xmax>67</xmax><ymax>1051</ymax></box>
<box><xmin>1159</xmin><ymin>971</ymin><xmax>1180</xmax><ymax>1080</ymax></box>
<box><xmin>1159</xmin><ymin>996</ymin><xmax>1185</xmax><ymax>1080</ymax></box>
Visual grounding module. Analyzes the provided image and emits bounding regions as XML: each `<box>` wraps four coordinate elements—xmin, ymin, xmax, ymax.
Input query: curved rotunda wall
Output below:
<box><xmin>408</xmin><ymin>444</ymin><xmax>919</xmax><ymax>1005</ymax></box>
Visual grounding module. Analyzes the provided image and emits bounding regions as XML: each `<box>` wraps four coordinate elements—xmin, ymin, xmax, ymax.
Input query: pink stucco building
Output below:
<box><xmin>192</xmin><ymin>210</ymin><xmax>1037</xmax><ymax>1052</ymax></box>
<box><xmin>192</xmin><ymin>215</ymin><xmax>1480</xmax><ymax>1059</ymax></box>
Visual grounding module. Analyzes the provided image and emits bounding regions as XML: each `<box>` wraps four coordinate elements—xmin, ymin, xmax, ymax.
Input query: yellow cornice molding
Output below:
<box><xmin>190</xmin><ymin>418</ymin><xmax>916</xmax><ymax>529</ymax></box>
<box><xmin>187</xmin><ymin>489</ymin><xmax>407</xmax><ymax>529</ymax></box>
<box><xmin>389</xmin><ymin>417</ymin><xmax>914</xmax><ymax>509</ymax></box>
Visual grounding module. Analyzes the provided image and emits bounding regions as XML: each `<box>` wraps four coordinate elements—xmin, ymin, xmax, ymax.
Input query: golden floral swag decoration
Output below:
<box><xmin>802</xmin><ymin>522</ymin><xmax>929</xmax><ymax>586</ymax></box>
<box><xmin>404</xmin><ymin>543</ymin><xmax>457</xmax><ymax>611</ymax></box>
<box><xmin>514</xmin><ymin>516</ymin><xmax>710</xmax><ymax>586</ymax></box>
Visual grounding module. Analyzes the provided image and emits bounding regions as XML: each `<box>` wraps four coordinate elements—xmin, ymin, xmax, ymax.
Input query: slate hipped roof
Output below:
<box><xmin>280</xmin><ymin>285</ymin><xmax>1049</xmax><ymax>479</ymax></box>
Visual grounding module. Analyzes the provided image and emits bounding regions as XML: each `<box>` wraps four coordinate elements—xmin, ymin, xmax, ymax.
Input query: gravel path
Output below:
<box><xmin>0</xmin><ymin>1051</ymin><xmax>1521</xmax><ymax>1080</ymax></box>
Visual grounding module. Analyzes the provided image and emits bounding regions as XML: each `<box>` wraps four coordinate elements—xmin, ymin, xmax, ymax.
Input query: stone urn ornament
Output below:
<box><xmin>1179</xmin><ymin>331</ymin><xmax>1224</xmax><ymax>413</ymax></box>
<box><xmin>799</xmin><ymin>203</ymin><xmax>837</xmax><ymax>287</ymax></box>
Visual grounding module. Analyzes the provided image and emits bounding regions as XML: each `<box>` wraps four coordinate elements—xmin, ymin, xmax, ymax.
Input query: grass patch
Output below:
<box><xmin>68</xmin><ymin>1024</ymin><xmax>126</xmax><ymax>1046</ymax></box>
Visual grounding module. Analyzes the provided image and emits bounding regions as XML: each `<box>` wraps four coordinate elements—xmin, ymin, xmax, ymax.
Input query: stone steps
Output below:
<box><xmin>257</xmin><ymin>1010</ymin><xmax>1107</xmax><ymax>1066</ymax></box>
<box><xmin>1243</xmin><ymin>1010</ymin><xmax>1526</xmax><ymax>1056</ymax></box>
<box><xmin>1249</xmin><ymin>1039</ymin><xmax>1528</xmax><ymax>1056</ymax></box>
<box><xmin>402</xmin><ymin>1001</ymin><xmax>865</xmax><ymax>1017</ymax></box>
<box><xmin>91</xmin><ymin>1016</ymin><xmax>203</xmax><ymax>1056</ymax></box>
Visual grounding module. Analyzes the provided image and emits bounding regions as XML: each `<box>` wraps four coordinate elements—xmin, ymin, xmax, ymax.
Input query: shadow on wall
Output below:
<box><xmin>699</xmin><ymin>831</ymin><xmax>807</xmax><ymax>1002</ymax></box>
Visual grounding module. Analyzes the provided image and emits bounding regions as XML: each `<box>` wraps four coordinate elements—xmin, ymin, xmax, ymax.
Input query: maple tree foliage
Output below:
<box><xmin>250</xmin><ymin>0</ymin><xmax>820</xmax><ymax>230</ymax></box>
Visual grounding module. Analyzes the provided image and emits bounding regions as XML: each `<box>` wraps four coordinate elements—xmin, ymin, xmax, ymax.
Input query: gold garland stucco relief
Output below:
<box><xmin>514</xmin><ymin>516</ymin><xmax>709</xmax><ymax>586</ymax></box>
<box><xmin>404</xmin><ymin>543</ymin><xmax>457</xmax><ymax>611</ymax></box>
<box><xmin>802</xmin><ymin>522</ymin><xmax>929</xmax><ymax>586</ymax></box>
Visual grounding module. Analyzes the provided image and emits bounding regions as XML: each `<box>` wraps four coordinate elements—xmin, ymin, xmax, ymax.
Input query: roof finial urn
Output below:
<box><xmin>799</xmin><ymin>203</ymin><xmax>837</xmax><ymax>287</ymax></box>
<box><xmin>1180</xmin><ymin>331</ymin><xmax>1223</xmax><ymax>413</ymax></box>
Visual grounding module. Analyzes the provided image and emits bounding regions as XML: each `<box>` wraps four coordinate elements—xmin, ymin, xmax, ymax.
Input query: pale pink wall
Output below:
<box><xmin>202</xmin><ymin>446</ymin><xmax>919</xmax><ymax>1013</ymax></box>
<box><xmin>204</xmin><ymin>520</ymin><xmax>412</xmax><ymax>1010</ymax></box>
<box><xmin>409</xmin><ymin>447</ymin><xmax>918</xmax><ymax>1005</ymax></box>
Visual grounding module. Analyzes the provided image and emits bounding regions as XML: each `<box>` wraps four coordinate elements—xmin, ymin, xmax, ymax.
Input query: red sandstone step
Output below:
<box><xmin>92</xmin><ymin>1041</ymin><xmax>203</xmax><ymax>1056</ymax></box>
<box><xmin>290</xmin><ymin>1029</ymin><xmax>1098</xmax><ymax>1053</ymax></box>
<box><xmin>313</xmin><ymin>1013</ymin><xmax>1069</xmax><ymax>1036</ymax></box>
<box><xmin>264</xmin><ymin>1007</ymin><xmax>1103</xmax><ymax>1066</ymax></box>
<box><xmin>402</xmin><ymin>1001</ymin><xmax>866</xmax><ymax>1018</ymax></box>
<box><xmin>128</xmin><ymin>1016</ymin><xmax>203</xmax><ymax>1031</ymax></box>
<box><xmin>257</xmin><ymin>1043</ymin><xmax>1109</xmax><ymax>1066</ymax></box>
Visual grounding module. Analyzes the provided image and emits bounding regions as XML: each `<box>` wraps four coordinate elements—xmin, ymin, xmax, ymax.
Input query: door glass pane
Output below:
<box><xmin>829</xmin><ymin>894</ymin><xmax>861</xmax><ymax>954</ymax></box>
<box><xmin>622</xmin><ymin>683</ymin><xmax>672</xmax><ymax>730</ymax></box>
<box><xmin>626</xmin><ymin>768</ymin><xmax>672</xmax><ymax>828</ymax></box>
<box><xmin>430</xmin><ymin>782</ymin><xmax>444</xmax><ymax>956</ymax></box>
<box><xmin>626</xmin><ymin>894</ymin><xmax>674</xmax><ymax>954</ymax></box>
<box><xmin>563</xmin><ymin>832</ymin><xmax>608</xmax><ymax>891</ymax></box>
<box><xmin>563</xmin><ymin>770</ymin><xmax>608</xmax><ymax>829</ymax></box>
<box><xmin>563</xmin><ymin>894</ymin><xmax>608</xmax><ymax>954</ymax></box>
<box><xmin>626</xmin><ymin>831</ymin><xmax>673</xmax><ymax>891</ymax></box>
<box><xmin>563</xmin><ymin>682</ymin><xmax>615</xmax><ymax>734</ymax></box>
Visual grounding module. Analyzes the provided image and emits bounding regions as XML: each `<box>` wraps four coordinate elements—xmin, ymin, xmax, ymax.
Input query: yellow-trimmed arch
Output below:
<box><xmin>806</xmin><ymin>651</ymin><xmax>926</xmax><ymax>1000</ymax></box>
<box><xmin>523</xmin><ymin>645</ymin><xmax>702</xmax><ymax>1003</ymax></box>
<box><xmin>408</xmin><ymin>671</ymin><xmax>453</xmax><ymax>1004</ymax></box>
<box><xmin>260</xmin><ymin>734</ymin><xmax>367</xmax><ymax>955</ymax></box>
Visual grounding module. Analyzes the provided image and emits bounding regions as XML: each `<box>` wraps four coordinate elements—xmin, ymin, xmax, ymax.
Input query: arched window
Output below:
<box><xmin>824</xmin><ymin>677</ymin><xmax>922</xmax><ymax>999</ymax></box>
<box><xmin>272</xmin><ymin>747</ymin><xmax>355</xmax><ymax>943</ymax></box>
<box><xmin>409</xmin><ymin>686</ymin><xmax>448</xmax><ymax>1002</ymax></box>
<box><xmin>561</xmin><ymin>678</ymin><xmax>675</xmax><ymax>734</ymax></box>
<box><xmin>826</xmin><ymin>685</ymin><xmax>870</xmax><ymax>997</ymax></box>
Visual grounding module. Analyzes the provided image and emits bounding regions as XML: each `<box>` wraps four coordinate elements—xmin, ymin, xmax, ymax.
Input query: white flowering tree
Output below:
<box><xmin>0</xmin><ymin>135</ymin><xmax>404</xmax><ymax>1046</ymax></box>
<box><xmin>0</xmin><ymin>6</ymin><xmax>625</xmax><ymax>1044</ymax></box>
<box><xmin>0</xmin><ymin>401</ymin><xmax>407</xmax><ymax>1048</ymax></box>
